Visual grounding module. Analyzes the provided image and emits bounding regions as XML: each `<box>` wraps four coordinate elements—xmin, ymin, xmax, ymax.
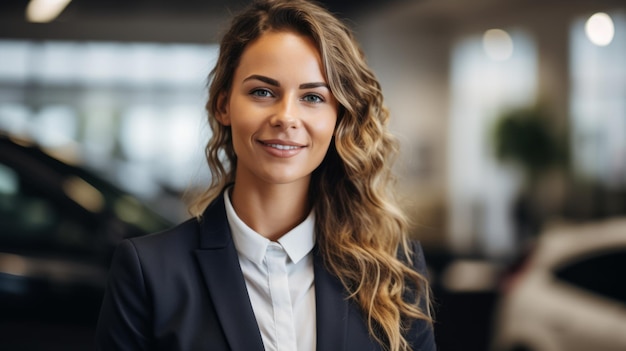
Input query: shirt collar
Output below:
<box><xmin>224</xmin><ymin>188</ymin><xmax>315</xmax><ymax>266</ymax></box>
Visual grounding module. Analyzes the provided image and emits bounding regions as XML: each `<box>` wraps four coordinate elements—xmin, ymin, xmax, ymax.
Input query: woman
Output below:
<box><xmin>96</xmin><ymin>0</ymin><xmax>435</xmax><ymax>350</ymax></box>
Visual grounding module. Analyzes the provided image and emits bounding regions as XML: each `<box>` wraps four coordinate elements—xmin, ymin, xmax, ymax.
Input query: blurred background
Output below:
<box><xmin>1</xmin><ymin>0</ymin><xmax>625</xmax><ymax>350</ymax></box>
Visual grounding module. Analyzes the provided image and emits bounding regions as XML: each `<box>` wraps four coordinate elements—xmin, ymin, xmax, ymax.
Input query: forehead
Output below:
<box><xmin>234</xmin><ymin>30</ymin><xmax>325</xmax><ymax>82</ymax></box>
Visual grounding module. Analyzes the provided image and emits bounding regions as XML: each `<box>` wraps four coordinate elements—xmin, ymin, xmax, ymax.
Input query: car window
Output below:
<box><xmin>554</xmin><ymin>249</ymin><xmax>626</xmax><ymax>305</ymax></box>
<box><xmin>0</xmin><ymin>161</ymin><xmax>104</xmax><ymax>259</ymax></box>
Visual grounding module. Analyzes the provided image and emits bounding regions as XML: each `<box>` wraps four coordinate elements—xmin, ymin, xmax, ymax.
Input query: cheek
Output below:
<box><xmin>228</xmin><ymin>122</ymin><xmax>252</xmax><ymax>157</ymax></box>
<box><xmin>314</xmin><ymin>116</ymin><xmax>337</xmax><ymax>145</ymax></box>
<box><xmin>310</xmin><ymin>106</ymin><xmax>338</xmax><ymax>136</ymax></box>
<box><xmin>229</xmin><ymin>107</ymin><xmax>256</xmax><ymax>141</ymax></box>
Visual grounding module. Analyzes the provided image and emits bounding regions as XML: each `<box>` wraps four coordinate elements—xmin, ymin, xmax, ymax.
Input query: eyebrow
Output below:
<box><xmin>243</xmin><ymin>74</ymin><xmax>329</xmax><ymax>90</ymax></box>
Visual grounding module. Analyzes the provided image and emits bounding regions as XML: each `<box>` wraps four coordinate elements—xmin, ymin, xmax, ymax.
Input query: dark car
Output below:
<box><xmin>0</xmin><ymin>133</ymin><xmax>173</xmax><ymax>350</ymax></box>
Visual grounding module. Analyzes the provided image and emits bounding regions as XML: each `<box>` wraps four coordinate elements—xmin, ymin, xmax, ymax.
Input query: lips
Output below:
<box><xmin>259</xmin><ymin>140</ymin><xmax>306</xmax><ymax>150</ymax></box>
<box><xmin>258</xmin><ymin>139</ymin><xmax>306</xmax><ymax>157</ymax></box>
<box><xmin>264</xmin><ymin>143</ymin><xmax>302</xmax><ymax>150</ymax></box>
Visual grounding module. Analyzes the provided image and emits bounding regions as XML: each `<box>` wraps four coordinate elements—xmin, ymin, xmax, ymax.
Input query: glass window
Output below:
<box><xmin>0</xmin><ymin>40</ymin><xmax>217</xmax><ymax>220</ymax></box>
<box><xmin>448</xmin><ymin>29</ymin><xmax>537</xmax><ymax>256</ymax></box>
<box><xmin>569</xmin><ymin>11</ymin><xmax>626</xmax><ymax>188</ymax></box>
<box><xmin>554</xmin><ymin>249</ymin><xmax>626</xmax><ymax>304</ymax></box>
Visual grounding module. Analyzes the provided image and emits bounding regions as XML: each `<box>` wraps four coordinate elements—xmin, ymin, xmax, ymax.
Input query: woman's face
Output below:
<box><xmin>217</xmin><ymin>30</ymin><xmax>338</xmax><ymax>188</ymax></box>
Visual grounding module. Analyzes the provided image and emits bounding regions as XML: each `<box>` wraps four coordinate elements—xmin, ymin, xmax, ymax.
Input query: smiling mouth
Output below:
<box><xmin>259</xmin><ymin>141</ymin><xmax>305</xmax><ymax>150</ymax></box>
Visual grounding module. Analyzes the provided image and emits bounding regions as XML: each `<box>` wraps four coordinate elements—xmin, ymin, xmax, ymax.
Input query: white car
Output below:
<box><xmin>491</xmin><ymin>217</ymin><xmax>626</xmax><ymax>351</ymax></box>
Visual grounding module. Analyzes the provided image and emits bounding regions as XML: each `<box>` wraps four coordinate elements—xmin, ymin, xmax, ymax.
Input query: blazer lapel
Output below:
<box><xmin>193</xmin><ymin>196</ymin><xmax>264</xmax><ymax>351</ymax></box>
<box><xmin>314</xmin><ymin>248</ymin><xmax>349</xmax><ymax>351</ymax></box>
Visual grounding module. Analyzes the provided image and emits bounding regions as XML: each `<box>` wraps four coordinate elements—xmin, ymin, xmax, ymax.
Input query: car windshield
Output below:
<box><xmin>0</xmin><ymin>135</ymin><xmax>172</xmax><ymax>262</ymax></box>
<box><xmin>554</xmin><ymin>249</ymin><xmax>626</xmax><ymax>305</ymax></box>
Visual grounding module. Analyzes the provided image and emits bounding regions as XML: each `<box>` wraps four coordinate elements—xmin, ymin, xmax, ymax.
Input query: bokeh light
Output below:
<box><xmin>482</xmin><ymin>29</ymin><xmax>514</xmax><ymax>61</ymax></box>
<box><xmin>585</xmin><ymin>12</ymin><xmax>615</xmax><ymax>46</ymax></box>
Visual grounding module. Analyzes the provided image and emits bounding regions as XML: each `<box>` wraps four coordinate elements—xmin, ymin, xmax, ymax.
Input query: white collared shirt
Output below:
<box><xmin>224</xmin><ymin>190</ymin><xmax>316</xmax><ymax>351</ymax></box>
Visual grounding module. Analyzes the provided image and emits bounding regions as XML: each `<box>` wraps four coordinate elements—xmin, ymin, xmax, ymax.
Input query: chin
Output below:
<box><xmin>260</xmin><ymin>172</ymin><xmax>309</xmax><ymax>186</ymax></box>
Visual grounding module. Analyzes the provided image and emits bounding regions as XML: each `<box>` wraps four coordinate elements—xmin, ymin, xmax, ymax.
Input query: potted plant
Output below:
<box><xmin>491</xmin><ymin>104</ymin><xmax>569</xmax><ymax>241</ymax></box>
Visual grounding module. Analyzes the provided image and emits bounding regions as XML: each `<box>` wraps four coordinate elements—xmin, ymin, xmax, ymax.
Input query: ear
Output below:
<box><xmin>214</xmin><ymin>92</ymin><xmax>231</xmax><ymax>126</ymax></box>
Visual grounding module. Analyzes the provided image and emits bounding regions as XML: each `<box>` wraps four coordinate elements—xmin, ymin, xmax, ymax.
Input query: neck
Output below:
<box><xmin>230</xmin><ymin>179</ymin><xmax>310</xmax><ymax>241</ymax></box>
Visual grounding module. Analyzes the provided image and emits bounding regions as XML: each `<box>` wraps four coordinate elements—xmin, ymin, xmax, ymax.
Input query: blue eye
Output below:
<box><xmin>250</xmin><ymin>89</ymin><xmax>273</xmax><ymax>98</ymax></box>
<box><xmin>302</xmin><ymin>94</ymin><xmax>323</xmax><ymax>103</ymax></box>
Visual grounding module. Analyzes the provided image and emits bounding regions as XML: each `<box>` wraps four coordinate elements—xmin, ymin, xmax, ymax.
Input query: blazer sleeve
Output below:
<box><xmin>95</xmin><ymin>239</ymin><xmax>153</xmax><ymax>350</ymax></box>
<box><xmin>407</xmin><ymin>241</ymin><xmax>437</xmax><ymax>351</ymax></box>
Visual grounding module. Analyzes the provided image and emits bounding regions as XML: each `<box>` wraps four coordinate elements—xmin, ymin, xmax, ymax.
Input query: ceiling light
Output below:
<box><xmin>26</xmin><ymin>0</ymin><xmax>72</xmax><ymax>23</ymax></box>
<box><xmin>483</xmin><ymin>29</ymin><xmax>514</xmax><ymax>61</ymax></box>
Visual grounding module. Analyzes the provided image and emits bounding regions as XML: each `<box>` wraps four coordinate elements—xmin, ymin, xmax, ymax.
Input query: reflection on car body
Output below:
<box><xmin>492</xmin><ymin>218</ymin><xmax>626</xmax><ymax>351</ymax></box>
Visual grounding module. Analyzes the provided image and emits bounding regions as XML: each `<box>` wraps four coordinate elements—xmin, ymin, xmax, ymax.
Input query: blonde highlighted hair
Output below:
<box><xmin>190</xmin><ymin>1</ymin><xmax>432</xmax><ymax>350</ymax></box>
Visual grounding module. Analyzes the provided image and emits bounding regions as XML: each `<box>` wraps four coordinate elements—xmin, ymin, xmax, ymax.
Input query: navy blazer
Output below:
<box><xmin>95</xmin><ymin>194</ymin><xmax>435</xmax><ymax>350</ymax></box>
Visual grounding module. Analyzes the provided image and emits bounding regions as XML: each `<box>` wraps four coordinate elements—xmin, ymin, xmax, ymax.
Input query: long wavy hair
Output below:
<box><xmin>189</xmin><ymin>1</ymin><xmax>432</xmax><ymax>350</ymax></box>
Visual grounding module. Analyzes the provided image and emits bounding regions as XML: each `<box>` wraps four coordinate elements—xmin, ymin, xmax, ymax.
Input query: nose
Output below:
<box><xmin>270</xmin><ymin>96</ymin><xmax>299</xmax><ymax>129</ymax></box>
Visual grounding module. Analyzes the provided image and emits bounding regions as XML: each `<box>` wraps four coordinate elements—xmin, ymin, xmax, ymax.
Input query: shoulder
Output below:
<box><xmin>112</xmin><ymin>194</ymin><xmax>231</xmax><ymax>271</ymax></box>
<box><xmin>128</xmin><ymin>217</ymin><xmax>201</xmax><ymax>253</ymax></box>
<box><xmin>106</xmin><ymin>216</ymin><xmax>210</xmax><ymax>297</ymax></box>
<box><xmin>110</xmin><ymin>218</ymin><xmax>203</xmax><ymax>275</ymax></box>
